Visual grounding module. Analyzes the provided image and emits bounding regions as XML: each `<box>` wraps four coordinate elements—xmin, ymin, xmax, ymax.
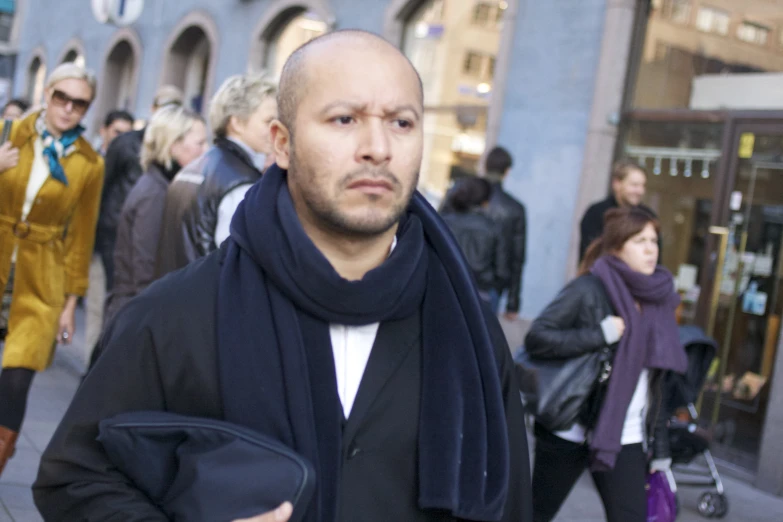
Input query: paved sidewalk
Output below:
<box><xmin>2</xmin><ymin>309</ymin><xmax>783</xmax><ymax>521</ymax></box>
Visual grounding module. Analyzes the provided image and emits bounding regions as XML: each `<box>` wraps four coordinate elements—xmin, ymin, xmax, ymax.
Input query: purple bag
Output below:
<box><xmin>647</xmin><ymin>471</ymin><xmax>677</xmax><ymax>522</ymax></box>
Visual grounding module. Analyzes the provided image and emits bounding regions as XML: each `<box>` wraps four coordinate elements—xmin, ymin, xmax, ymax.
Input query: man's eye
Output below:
<box><xmin>394</xmin><ymin>119</ymin><xmax>413</xmax><ymax>129</ymax></box>
<box><xmin>333</xmin><ymin>116</ymin><xmax>354</xmax><ymax>125</ymax></box>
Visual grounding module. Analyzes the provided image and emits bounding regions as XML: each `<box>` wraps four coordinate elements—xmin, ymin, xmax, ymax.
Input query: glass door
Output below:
<box><xmin>699</xmin><ymin>124</ymin><xmax>783</xmax><ymax>472</ymax></box>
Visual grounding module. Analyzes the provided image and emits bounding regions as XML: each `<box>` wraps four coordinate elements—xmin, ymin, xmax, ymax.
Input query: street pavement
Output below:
<box><xmin>1</xmin><ymin>309</ymin><xmax>783</xmax><ymax>520</ymax></box>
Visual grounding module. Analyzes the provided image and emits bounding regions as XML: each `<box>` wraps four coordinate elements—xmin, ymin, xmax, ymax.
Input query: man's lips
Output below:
<box><xmin>347</xmin><ymin>179</ymin><xmax>394</xmax><ymax>194</ymax></box>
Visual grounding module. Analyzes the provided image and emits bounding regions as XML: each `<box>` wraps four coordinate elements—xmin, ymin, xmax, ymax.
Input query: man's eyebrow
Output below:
<box><xmin>319</xmin><ymin>101</ymin><xmax>365</xmax><ymax>116</ymax></box>
<box><xmin>389</xmin><ymin>104</ymin><xmax>421</xmax><ymax>121</ymax></box>
<box><xmin>319</xmin><ymin>101</ymin><xmax>421</xmax><ymax>121</ymax></box>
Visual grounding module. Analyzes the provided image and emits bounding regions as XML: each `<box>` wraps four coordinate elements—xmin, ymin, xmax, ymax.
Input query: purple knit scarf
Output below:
<box><xmin>590</xmin><ymin>255</ymin><xmax>688</xmax><ymax>471</ymax></box>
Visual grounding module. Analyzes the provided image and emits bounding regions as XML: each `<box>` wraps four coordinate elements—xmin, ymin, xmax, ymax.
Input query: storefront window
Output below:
<box><xmin>621</xmin><ymin>120</ymin><xmax>723</xmax><ymax>323</ymax></box>
<box><xmin>633</xmin><ymin>1</ymin><xmax>783</xmax><ymax>110</ymax></box>
<box><xmin>402</xmin><ymin>0</ymin><xmax>506</xmax><ymax>204</ymax></box>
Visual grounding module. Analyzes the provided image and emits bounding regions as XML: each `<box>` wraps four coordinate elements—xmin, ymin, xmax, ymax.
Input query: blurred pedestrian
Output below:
<box><xmin>0</xmin><ymin>63</ymin><xmax>104</xmax><ymax>476</ymax></box>
<box><xmin>97</xmin><ymin>109</ymin><xmax>134</xmax><ymax>156</ymax></box>
<box><xmin>94</xmin><ymin>84</ymin><xmax>183</xmax><ymax>292</ymax></box>
<box><xmin>525</xmin><ymin>207</ymin><xmax>686</xmax><ymax>522</ymax></box>
<box><xmin>1</xmin><ymin>98</ymin><xmax>30</xmax><ymax>120</ymax></box>
<box><xmin>101</xmin><ymin>105</ymin><xmax>206</xmax><ymax>333</ymax></box>
<box><xmin>441</xmin><ymin>176</ymin><xmax>509</xmax><ymax>305</ymax></box>
<box><xmin>157</xmin><ymin>73</ymin><xmax>277</xmax><ymax>277</ymax></box>
<box><xmin>84</xmin><ymin>87</ymin><xmax>182</xmax><ymax>367</ymax></box>
<box><xmin>83</xmin><ymin>109</ymin><xmax>136</xmax><ymax>363</ymax></box>
<box><xmin>484</xmin><ymin>146</ymin><xmax>527</xmax><ymax>319</ymax></box>
<box><xmin>579</xmin><ymin>160</ymin><xmax>655</xmax><ymax>262</ymax></box>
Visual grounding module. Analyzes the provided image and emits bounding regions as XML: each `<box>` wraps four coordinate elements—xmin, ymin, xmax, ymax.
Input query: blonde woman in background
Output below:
<box><xmin>101</xmin><ymin>105</ymin><xmax>207</xmax><ymax>330</ymax></box>
<box><xmin>0</xmin><ymin>63</ymin><xmax>104</xmax><ymax>476</ymax></box>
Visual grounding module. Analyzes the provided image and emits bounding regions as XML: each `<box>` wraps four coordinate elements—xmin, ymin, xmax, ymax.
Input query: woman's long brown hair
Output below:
<box><xmin>579</xmin><ymin>206</ymin><xmax>660</xmax><ymax>275</ymax></box>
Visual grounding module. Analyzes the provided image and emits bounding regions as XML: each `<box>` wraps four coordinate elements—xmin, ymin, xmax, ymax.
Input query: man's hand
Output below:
<box><xmin>232</xmin><ymin>502</ymin><xmax>293</xmax><ymax>522</ymax></box>
<box><xmin>0</xmin><ymin>142</ymin><xmax>20</xmax><ymax>172</ymax></box>
<box><xmin>503</xmin><ymin>312</ymin><xmax>518</xmax><ymax>322</ymax></box>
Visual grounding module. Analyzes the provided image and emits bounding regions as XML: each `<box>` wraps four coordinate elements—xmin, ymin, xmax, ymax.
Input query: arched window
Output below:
<box><xmin>401</xmin><ymin>0</ymin><xmax>506</xmax><ymax>202</ymax></box>
<box><xmin>26</xmin><ymin>55</ymin><xmax>46</xmax><ymax>105</ymax></box>
<box><xmin>61</xmin><ymin>49</ymin><xmax>86</xmax><ymax>67</ymax></box>
<box><xmin>102</xmin><ymin>40</ymin><xmax>135</xmax><ymax>111</ymax></box>
<box><xmin>162</xmin><ymin>25</ymin><xmax>212</xmax><ymax>113</ymax></box>
<box><xmin>264</xmin><ymin>9</ymin><xmax>327</xmax><ymax>78</ymax></box>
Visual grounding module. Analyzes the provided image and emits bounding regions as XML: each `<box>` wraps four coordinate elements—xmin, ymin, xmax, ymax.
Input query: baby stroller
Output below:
<box><xmin>665</xmin><ymin>325</ymin><xmax>728</xmax><ymax>519</ymax></box>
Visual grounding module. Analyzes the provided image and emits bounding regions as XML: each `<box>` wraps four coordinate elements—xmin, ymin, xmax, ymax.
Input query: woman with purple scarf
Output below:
<box><xmin>525</xmin><ymin>207</ymin><xmax>687</xmax><ymax>522</ymax></box>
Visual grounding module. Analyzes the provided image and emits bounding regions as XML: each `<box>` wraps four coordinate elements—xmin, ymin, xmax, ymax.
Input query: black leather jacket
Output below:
<box><xmin>485</xmin><ymin>179</ymin><xmax>526</xmax><ymax>313</ymax></box>
<box><xmin>442</xmin><ymin>210</ymin><xmax>510</xmax><ymax>293</ymax></box>
<box><xmin>525</xmin><ymin>274</ymin><xmax>671</xmax><ymax>459</ymax></box>
<box><xmin>96</xmin><ymin>129</ymin><xmax>145</xmax><ymax>246</ymax></box>
<box><xmin>183</xmin><ymin>139</ymin><xmax>261</xmax><ymax>259</ymax></box>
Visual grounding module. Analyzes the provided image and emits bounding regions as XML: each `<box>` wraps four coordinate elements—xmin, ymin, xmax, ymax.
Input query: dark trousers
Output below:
<box><xmin>95</xmin><ymin>233</ymin><xmax>116</xmax><ymax>292</ymax></box>
<box><xmin>532</xmin><ymin>423</ymin><xmax>647</xmax><ymax>522</ymax></box>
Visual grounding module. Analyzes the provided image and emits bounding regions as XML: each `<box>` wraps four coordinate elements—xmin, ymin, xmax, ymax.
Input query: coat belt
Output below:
<box><xmin>0</xmin><ymin>215</ymin><xmax>65</xmax><ymax>243</ymax></box>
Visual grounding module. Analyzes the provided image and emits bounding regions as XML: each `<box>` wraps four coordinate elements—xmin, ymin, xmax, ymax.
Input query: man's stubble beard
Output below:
<box><xmin>289</xmin><ymin>145</ymin><xmax>419</xmax><ymax>239</ymax></box>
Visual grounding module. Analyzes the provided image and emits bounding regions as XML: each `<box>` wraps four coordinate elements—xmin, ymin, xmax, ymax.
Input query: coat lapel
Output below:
<box><xmin>342</xmin><ymin>312</ymin><xmax>421</xmax><ymax>447</ymax></box>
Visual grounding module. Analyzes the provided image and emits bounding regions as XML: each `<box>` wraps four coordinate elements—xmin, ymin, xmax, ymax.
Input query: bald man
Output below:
<box><xmin>33</xmin><ymin>31</ymin><xmax>532</xmax><ymax>522</ymax></box>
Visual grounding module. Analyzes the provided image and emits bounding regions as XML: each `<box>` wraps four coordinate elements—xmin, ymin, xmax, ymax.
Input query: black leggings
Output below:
<box><xmin>532</xmin><ymin>423</ymin><xmax>647</xmax><ymax>522</ymax></box>
<box><xmin>0</xmin><ymin>367</ymin><xmax>35</xmax><ymax>432</ymax></box>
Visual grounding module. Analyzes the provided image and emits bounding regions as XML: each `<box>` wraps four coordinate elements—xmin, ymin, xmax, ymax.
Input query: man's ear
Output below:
<box><xmin>270</xmin><ymin>119</ymin><xmax>291</xmax><ymax>170</ymax></box>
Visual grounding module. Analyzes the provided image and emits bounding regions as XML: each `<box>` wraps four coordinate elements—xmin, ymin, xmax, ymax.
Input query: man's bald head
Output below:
<box><xmin>277</xmin><ymin>29</ymin><xmax>424</xmax><ymax>133</ymax></box>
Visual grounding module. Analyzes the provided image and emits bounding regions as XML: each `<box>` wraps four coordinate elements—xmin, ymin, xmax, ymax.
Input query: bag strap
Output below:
<box><xmin>0</xmin><ymin>119</ymin><xmax>12</xmax><ymax>145</ymax></box>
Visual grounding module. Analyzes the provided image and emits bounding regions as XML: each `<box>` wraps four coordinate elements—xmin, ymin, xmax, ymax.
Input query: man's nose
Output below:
<box><xmin>357</xmin><ymin>119</ymin><xmax>391</xmax><ymax>165</ymax></box>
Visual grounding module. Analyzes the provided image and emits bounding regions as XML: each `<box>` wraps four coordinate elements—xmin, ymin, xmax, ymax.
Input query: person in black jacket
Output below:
<box><xmin>484</xmin><ymin>146</ymin><xmax>527</xmax><ymax>319</ymax></box>
<box><xmin>94</xmin><ymin>84</ymin><xmax>183</xmax><ymax>290</ymax></box>
<box><xmin>441</xmin><ymin>177</ymin><xmax>509</xmax><ymax>304</ymax></box>
<box><xmin>579</xmin><ymin>160</ymin><xmax>655</xmax><ymax>262</ymax></box>
<box><xmin>34</xmin><ymin>30</ymin><xmax>532</xmax><ymax>522</ymax></box>
<box><xmin>525</xmin><ymin>206</ymin><xmax>687</xmax><ymax>522</ymax></box>
<box><xmin>156</xmin><ymin>73</ymin><xmax>277</xmax><ymax>277</ymax></box>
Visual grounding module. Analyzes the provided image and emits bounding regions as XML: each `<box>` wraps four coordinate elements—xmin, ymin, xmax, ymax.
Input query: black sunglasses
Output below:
<box><xmin>51</xmin><ymin>89</ymin><xmax>91</xmax><ymax>114</ymax></box>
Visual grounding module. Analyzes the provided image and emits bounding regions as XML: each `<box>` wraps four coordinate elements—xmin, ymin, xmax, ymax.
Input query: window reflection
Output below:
<box><xmin>402</xmin><ymin>0</ymin><xmax>505</xmax><ymax>204</ymax></box>
<box><xmin>634</xmin><ymin>1</ymin><xmax>783</xmax><ymax>110</ymax></box>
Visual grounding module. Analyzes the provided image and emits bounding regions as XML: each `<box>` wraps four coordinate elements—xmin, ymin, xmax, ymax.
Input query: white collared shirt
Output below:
<box><xmin>330</xmin><ymin>236</ymin><xmax>398</xmax><ymax>418</ymax></box>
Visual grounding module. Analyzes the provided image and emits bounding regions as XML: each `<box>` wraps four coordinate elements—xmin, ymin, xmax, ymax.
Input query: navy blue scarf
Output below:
<box><xmin>217</xmin><ymin>165</ymin><xmax>509</xmax><ymax>521</ymax></box>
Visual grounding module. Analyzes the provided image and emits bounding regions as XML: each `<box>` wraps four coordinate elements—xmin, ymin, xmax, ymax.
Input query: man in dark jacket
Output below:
<box><xmin>579</xmin><ymin>160</ymin><xmax>654</xmax><ymax>262</ymax></box>
<box><xmin>94</xmin><ymin>85</ymin><xmax>183</xmax><ymax>290</ymax></box>
<box><xmin>484</xmin><ymin>146</ymin><xmax>527</xmax><ymax>319</ymax></box>
<box><xmin>34</xmin><ymin>30</ymin><xmax>532</xmax><ymax>522</ymax></box>
<box><xmin>156</xmin><ymin>73</ymin><xmax>277</xmax><ymax>277</ymax></box>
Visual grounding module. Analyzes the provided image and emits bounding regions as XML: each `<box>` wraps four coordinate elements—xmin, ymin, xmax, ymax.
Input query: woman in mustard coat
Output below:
<box><xmin>0</xmin><ymin>63</ymin><xmax>104</xmax><ymax>476</ymax></box>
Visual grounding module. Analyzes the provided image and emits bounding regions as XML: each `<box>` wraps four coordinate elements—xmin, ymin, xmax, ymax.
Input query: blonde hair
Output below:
<box><xmin>141</xmin><ymin>105</ymin><xmax>204</xmax><ymax>171</ymax></box>
<box><xmin>208</xmin><ymin>73</ymin><xmax>277</xmax><ymax>139</ymax></box>
<box><xmin>46</xmin><ymin>62</ymin><xmax>98</xmax><ymax>101</ymax></box>
<box><xmin>152</xmin><ymin>84</ymin><xmax>184</xmax><ymax>109</ymax></box>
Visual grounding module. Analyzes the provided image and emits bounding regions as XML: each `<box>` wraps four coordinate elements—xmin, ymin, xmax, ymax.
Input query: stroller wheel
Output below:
<box><xmin>698</xmin><ymin>492</ymin><xmax>729</xmax><ymax>518</ymax></box>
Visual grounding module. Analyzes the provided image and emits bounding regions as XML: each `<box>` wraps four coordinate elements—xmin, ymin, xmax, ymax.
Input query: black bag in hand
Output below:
<box><xmin>98</xmin><ymin>411</ymin><xmax>316</xmax><ymax>522</ymax></box>
<box><xmin>514</xmin><ymin>345</ymin><xmax>613</xmax><ymax>432</ymax></box>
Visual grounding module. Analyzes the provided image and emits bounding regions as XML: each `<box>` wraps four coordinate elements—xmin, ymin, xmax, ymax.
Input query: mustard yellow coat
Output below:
<box><xmin>0</xmin><ymin>111</ymin><xmax>104</xmax><ymax>371</ymax></box>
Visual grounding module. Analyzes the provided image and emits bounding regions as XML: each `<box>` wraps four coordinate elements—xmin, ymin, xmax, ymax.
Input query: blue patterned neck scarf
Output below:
<box><xmin>35</xmin><ymin>113</ymin><xmax>85</xmax><ymax>186</ymax></box>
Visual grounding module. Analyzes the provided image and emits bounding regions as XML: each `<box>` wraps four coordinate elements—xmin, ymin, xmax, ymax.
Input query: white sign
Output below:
<box><xmin>730</xmin><ymin>191</ymin><xmax>743</xmax><ymax>211</ymax></box>
<box><xmin>109</xmin><ymin>0</ymin><xmax>144</xmax><ymax>26</ymax></box>
<box><xmin>92</xmin><ymin>0</ymin><xmax>144</xmax><ymax>26</ymax></box>
<box><xmin>91</xmin><ymin>0</ymin><xmax>111</xmax><ymax>23</ymax></box>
